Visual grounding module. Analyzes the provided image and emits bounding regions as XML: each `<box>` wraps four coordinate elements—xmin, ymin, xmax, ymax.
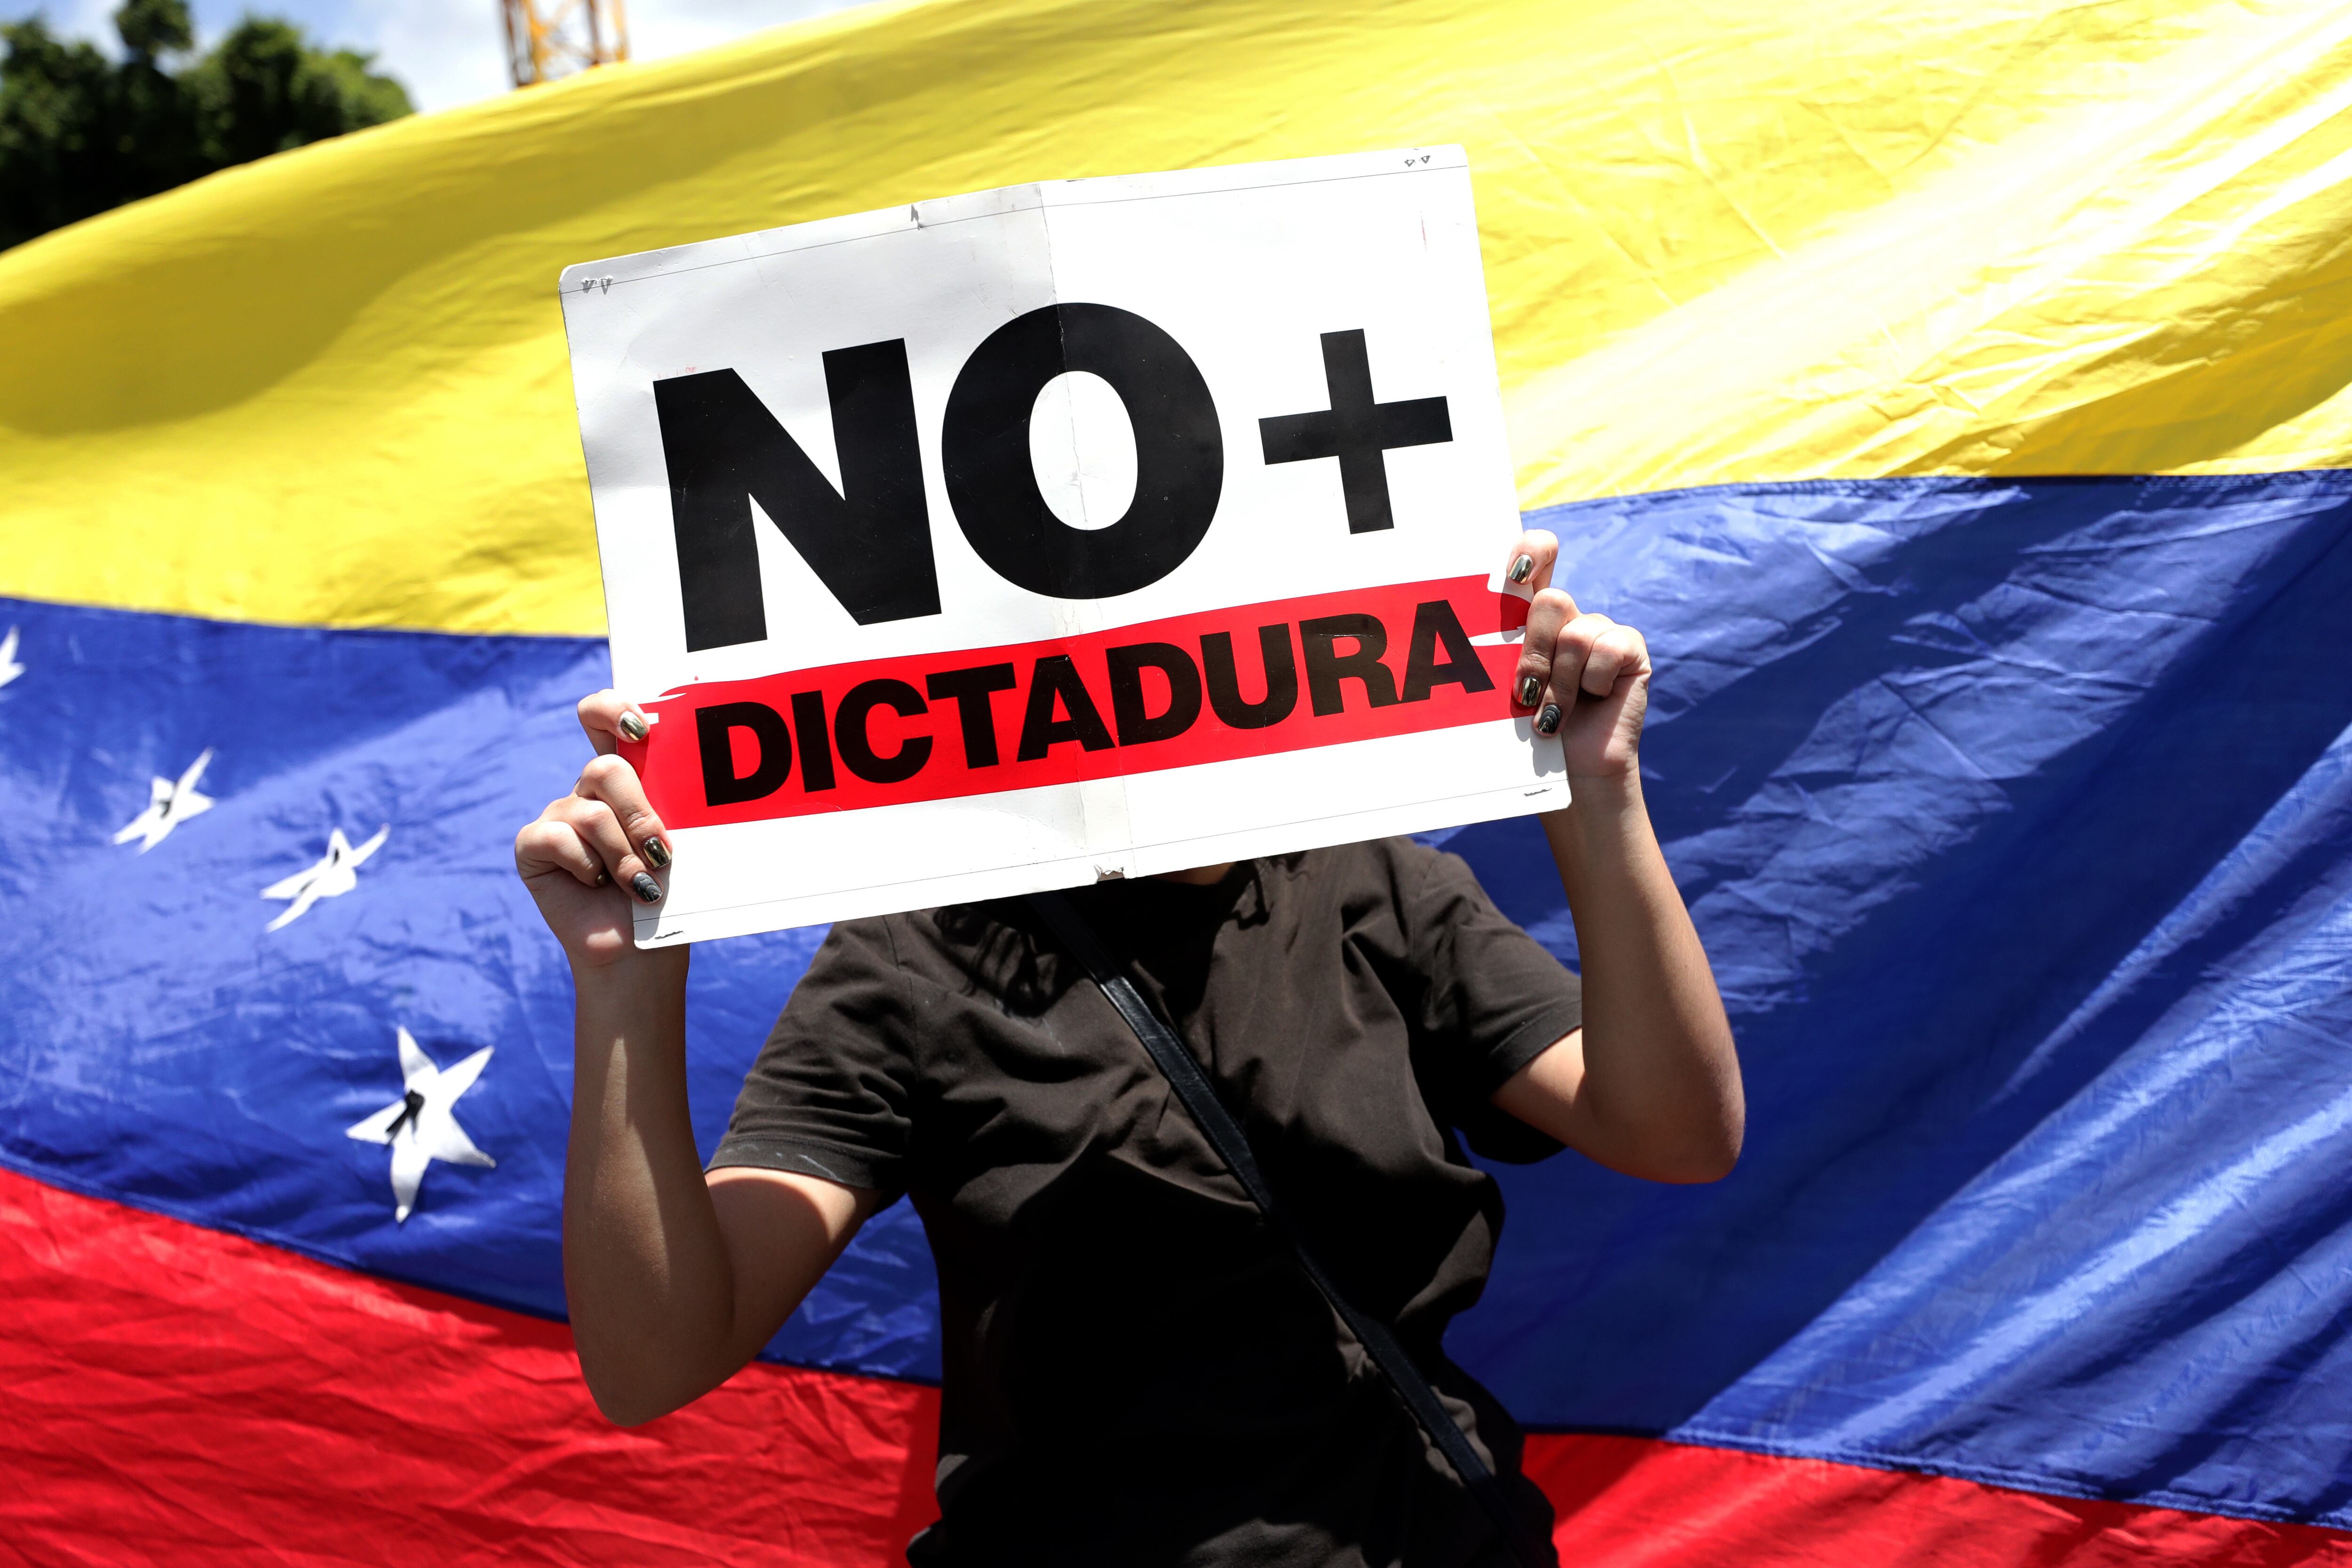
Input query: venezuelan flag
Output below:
<box><xmin>8</xmin><ymin>0</ymin><xmax>2352</xmax><ymax>1560</ymax></box>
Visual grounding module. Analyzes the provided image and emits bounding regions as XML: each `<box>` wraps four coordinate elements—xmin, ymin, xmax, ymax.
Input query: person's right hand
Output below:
<box><xmin>514</xmin><ymin>690</ymin><xmax>674</xmax><ymax>969</ymax></box>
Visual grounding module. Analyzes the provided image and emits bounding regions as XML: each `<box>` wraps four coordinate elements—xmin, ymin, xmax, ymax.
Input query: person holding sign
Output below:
<box><xmin>516</xmin><ymin>530</ymin><xmax>1741</xmax><ymax>1568</ymax></box>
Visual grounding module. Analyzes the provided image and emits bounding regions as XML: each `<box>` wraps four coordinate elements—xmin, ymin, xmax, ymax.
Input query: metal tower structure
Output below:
<box><xmin>501</xmin><ymin>0</ymin><xmax>629</xmax><ymax>88</ymax></box>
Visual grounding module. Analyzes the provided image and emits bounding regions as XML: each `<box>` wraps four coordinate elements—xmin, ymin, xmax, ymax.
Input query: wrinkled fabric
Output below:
<box><xmin>0</xmin><ymin>1166</ymin><xmax>942</xmax><ymax>1566</ymax></box>
<box><xmin>17</xmin><ymin>1165</ymin><xmax>2344</xmax><ymax>1565</ymax></box>
<box><xmin>0</xmin><ymin>597</ymin><xmax>938</xmax><ymax>1377</ymax></box>
<box><xmin>6</xmin><ymin>0</ymin><xmax>2352</xmax><ymax>635</ymax></box>
<box><xmin>1449</xmin><ymin>472</ymin><xmax>2352</xmax><ymax>1528</ymax></box>
<box><xmin>7</xmin><ymin>0</ymin><xmax>2352</xmax><ymax>1552</ymax></box>
<box><xmin>1520</xmin><ymin>1436</ymin><xmax>2352</xmax><ymax>1568</ymax></box>
<box><xmin>7</xmin><ymin>470</ymin><xmax>2349</xmax><ymax>1533</ymax></box>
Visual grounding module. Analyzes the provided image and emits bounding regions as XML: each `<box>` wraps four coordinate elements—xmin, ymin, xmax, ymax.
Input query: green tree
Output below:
<box><xmin>0</xmin><ymin>0</ymin><xmax>412</xmax><ymax>250</ymax></box>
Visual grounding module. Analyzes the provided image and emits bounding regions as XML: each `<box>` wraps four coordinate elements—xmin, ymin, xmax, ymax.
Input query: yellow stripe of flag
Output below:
<box><xmin>3</xmin><ymin>0</ymin><xmax>2347</xmax><ymax>636</ymax></box>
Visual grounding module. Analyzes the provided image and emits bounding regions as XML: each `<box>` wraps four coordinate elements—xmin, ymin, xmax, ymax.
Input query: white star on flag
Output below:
<box><xmin>0</xmin><ymin>626</ymin><xmax>23</xmax><ymax>688</ymax></box>
<box><xmin>346</xmin><ymin>1027</ymin><xmax>495</xmax><ymax>1223</ymax></box>
<box><xmin>113</xmin><ymin>749</ymin><xmax>215</xmax><ymax>852</ymax></box>
<box><xmin>262</xmin><ymin>825</ymin><xmax>390</xmax><ymax>931</ymax></box>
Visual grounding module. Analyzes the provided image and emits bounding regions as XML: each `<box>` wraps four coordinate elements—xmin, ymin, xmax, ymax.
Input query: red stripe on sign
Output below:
<box><xmin>0</xmin><ymin>1166</ymin><xmax>939</xmax><ymax>1567</ymax></box>
<box><xmin>1526</xmin><ymin>1433</ymin><xmax>2352</xmax><ymax>1567</ymax></box>
<box><xmin>11</xmin><ymin>1166</ymin><xmax>2344</xmax><ymax>1564</ymax></box>
<box><xmin>625</xmin><ymin>575</ymin><xmax>1524</xmax><ymax>828</ymax></box>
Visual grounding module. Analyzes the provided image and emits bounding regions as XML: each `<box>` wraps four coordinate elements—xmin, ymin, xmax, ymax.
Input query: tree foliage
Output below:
<box><xmin>0</xmin><ymin>0</ymin><xmax>412</xmax><ymax>249</ymax></box>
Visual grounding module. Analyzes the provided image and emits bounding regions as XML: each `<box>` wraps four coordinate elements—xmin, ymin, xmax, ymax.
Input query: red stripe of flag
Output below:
<box><xmin>5</xmin><ymin>1166</ymin><xmax>2345</xmax><ymax>1564</ymax></box>
<box><xmin>1524</xmin><ymin>1435</ymin><xmax>2350</xmax><ymax>1568</ymax></box>
<box><xmin>0</xmin><ymin>1166</ymin><xmax>936</xmax><ymax>1565</ymax></box>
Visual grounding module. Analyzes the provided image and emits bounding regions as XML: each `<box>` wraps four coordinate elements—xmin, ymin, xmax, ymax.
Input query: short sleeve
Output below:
<box><xmin>1402</xmin><ymin>843</ymin><xmax>1583</xmax><ymax>1162</ymax></box>
<box><xmin>708</xmin><ymin>915</ymin><xmax>918</xmax><ymax>1199</ymax></box>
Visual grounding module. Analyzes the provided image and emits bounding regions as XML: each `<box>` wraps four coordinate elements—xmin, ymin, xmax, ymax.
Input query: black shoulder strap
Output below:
<box><xmin>1029</xmin><ymin>890</ymin><xmax>1555</xmax><ymax>1568</ymax></box>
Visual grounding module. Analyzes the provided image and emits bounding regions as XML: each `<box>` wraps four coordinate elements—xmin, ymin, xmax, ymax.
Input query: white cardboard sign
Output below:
<box><xmin>560</xmin><ymin>146</ymin><xmax>1563</xmax><ymax>944</ymax></box>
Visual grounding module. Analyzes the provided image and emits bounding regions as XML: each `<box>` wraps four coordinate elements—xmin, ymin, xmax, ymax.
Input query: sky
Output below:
<box><xmin>6</xmin><ymin>0</ymin><xmax>877</xmax><ymax>112</ymax></box>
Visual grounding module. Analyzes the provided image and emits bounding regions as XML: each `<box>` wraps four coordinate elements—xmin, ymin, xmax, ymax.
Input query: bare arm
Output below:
<box><xmin>518</xmin><ymin>691</ymin><xmax>881</xmax><ymax>1426</ymax></box>
<box><xmin>1487</xmin><ymin>533</ymin><xmax>1745</xmax><ymax>1184</ymax></box>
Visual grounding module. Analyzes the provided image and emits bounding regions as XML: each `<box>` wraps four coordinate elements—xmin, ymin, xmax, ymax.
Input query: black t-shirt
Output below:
<box><xmin>713</xmin><ymin>838</ymin><xmax>1582</xmax><ymax>1568</ymax></box>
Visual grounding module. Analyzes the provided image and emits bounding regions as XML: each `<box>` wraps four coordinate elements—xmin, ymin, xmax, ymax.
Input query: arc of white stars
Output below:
<box><xmin>346</xmin><ymin>1028</ymin><xmax>495</xmax><ymax>1223</ymax></box>
<box><xmin>113</xmin><ymin>749</ymin><xmax>215</xmax><ymax>852</ymax></box>
<box><xmin>0</xmin><ymin>626</ymin><xmax>23</xmax><ymax>688</ymax></box>
<box><xmin>262</xmin><ymin>825</ymin><xmax>390</xmax><ymax>931</ymax></box>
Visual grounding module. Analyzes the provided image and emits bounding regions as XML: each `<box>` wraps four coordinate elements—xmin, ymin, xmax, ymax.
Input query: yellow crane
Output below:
<box><xmin>501</xmin><ymin>0</ymin><xmax>629</xmax><ymax>88</ymax></box>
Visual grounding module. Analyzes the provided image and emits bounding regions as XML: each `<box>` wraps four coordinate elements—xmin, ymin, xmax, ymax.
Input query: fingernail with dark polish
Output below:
<box><xmin>1517</xmin><ymin>676</ymin><xmax>1542</xmax><ymax>708</ymax></box>
<box><xmin>642</xmin><ymin>836</ymin><xmax>670</xmax><ymax>868</ymax></box>
<box><xmin>596</xmin><ymin>869</ymin><xmax>610</xmax><ymax>886</ymax></box>
<box><xmin>1535</xmin><ymin>703</ymin><xmax>1562</xmax><ymax>736</ymax></box>
<box><xmin>632</xmin><ymin>872</ymin><xmax>663</xmax><ymax>904</ymax></box>
<box><xmin>617</xmin><ymin>711</ymin><xmax>649</xmax><ymax>743</ymax></box>
<box><xmin>1508</xmin><ymin>554</ymin><xmax>1535</xmax><ymax>585</ymax></box>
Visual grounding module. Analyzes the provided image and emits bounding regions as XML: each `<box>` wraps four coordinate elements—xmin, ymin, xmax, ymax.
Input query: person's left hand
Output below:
<box><xmin>1501</xmin><ymin>529</ymin><xmax>1651</xmax><ymax>780</ymax></box>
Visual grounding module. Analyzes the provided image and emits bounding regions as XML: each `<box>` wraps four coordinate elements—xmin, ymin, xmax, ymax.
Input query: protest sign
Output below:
<box><xmin>560</xmin><ymin>146</ymin><xmax>1563</xmax><ymax>943</ymax></box>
